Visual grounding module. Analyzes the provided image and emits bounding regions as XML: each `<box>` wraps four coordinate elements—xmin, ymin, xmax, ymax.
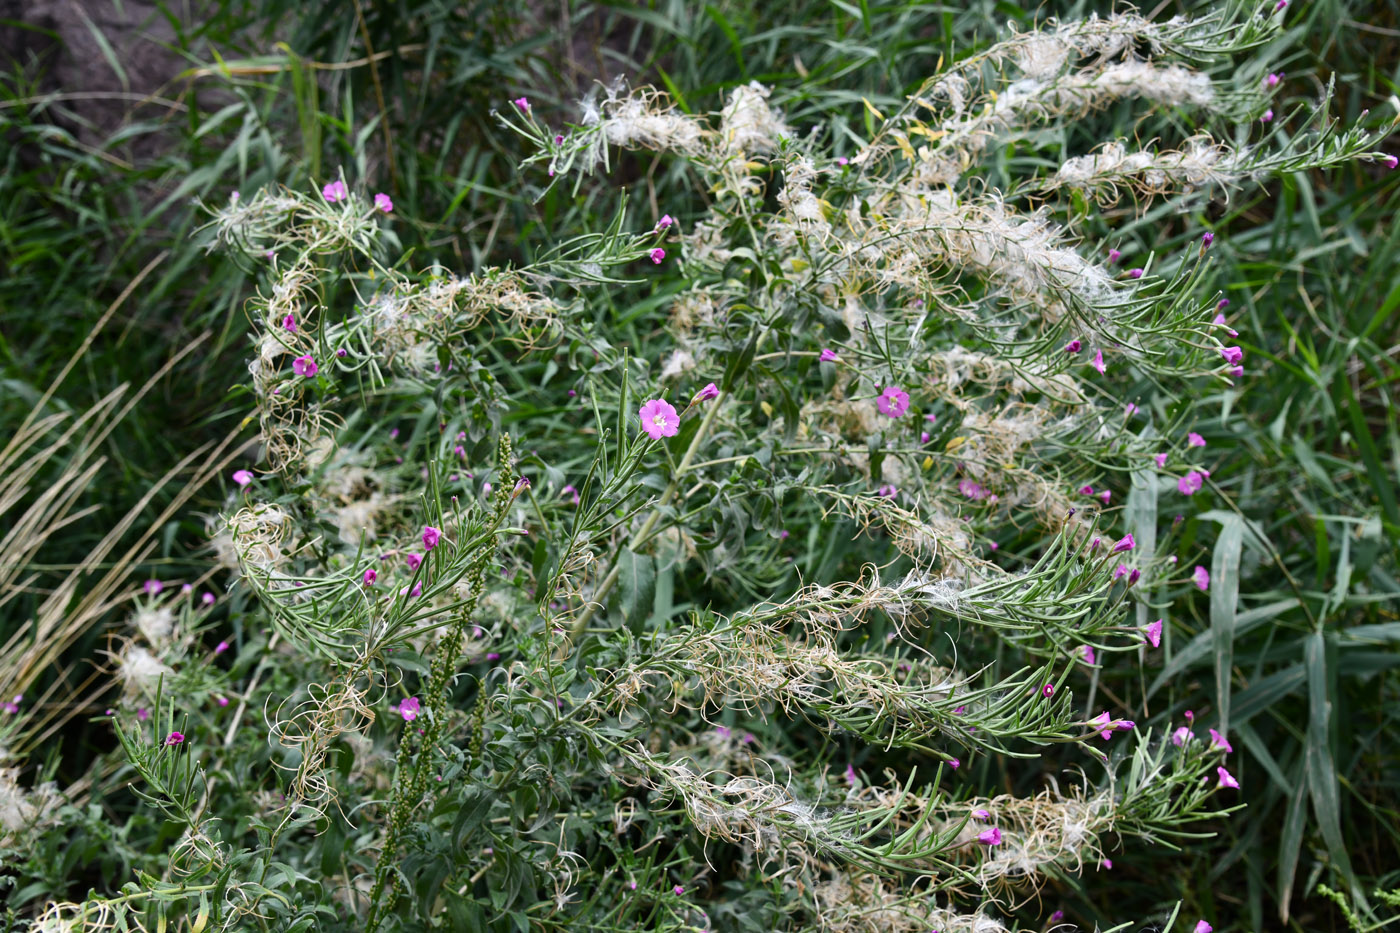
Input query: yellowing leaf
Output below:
<box><xmin>894</xmin><ymin>134</ymin><xmax>916</xmax><ymax>162</ymax></box>
<box><xmin>945</xmin><ymin>436</ymin><xmax>967</xmax><ymax>452</ymax></box>
<box><xmin>922</xmin><ymin>456</ymin><xmax>934</xmax><ymax>471</ymax></box>
<box><xmin>760</xmin><ymin>401</ymin><xmax>774</xmax><ymax>417</ymax></box>
<box><xmin>862</xmin><ymin>97</ymin><xmax>886</xmax><ymax>121</ymax></box>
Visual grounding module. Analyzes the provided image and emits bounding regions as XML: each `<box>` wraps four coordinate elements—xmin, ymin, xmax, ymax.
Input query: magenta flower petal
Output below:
<box><xmin>1209</xmin><ymin>728</ymin><xmax>1234</xmax><ymax>753</ymax></box>
<box><xmin>165</xmin><ymin>731</ymin><xmax>185</xmax><ymax>746</ymax></box>
<box><xmin>374</xmin><ymin>192</ymin><xmax>394</xmax><ymax>213</ymax></box>
<box><xmin>977</xmin><ymin>826</ymin><xmax>1002</xmax><ymax>846</ymax></box>
<box><xmin>422</xmin><ymin>526</ymin><xmax>442</xmax><ymax>550</ymax></box>
<box><xmin>1112</xmin><ymin>533</ymin><xmax>1136</xmax><ymax>553</ymax></box>
<box><xmin>232</xmin><ymin>469</ymin><xmax>254</xmax><ymax>487</ymax></box>
<box><xmin>1193</xmin><ymin>565</ymin><xmax>1211</xmax><ymax>591</ymax></box>
<box><xmin>292</xmin><ymin>354</ymin><xmax>318</xmax><ymax>378</ymax></box>
<box><xmin>1092</xmin><ymin>349</ymin><xmax>1106</xmax><ymax>374</ymax></box>
<box><xmin>399</xmin><ymin>697</ymin><xmax>421</xmax><ymax>722</ymax></box>
<box><xmin>819</xmin><ymin>348</ymin><xmax>839</xmax><ymax>362</ymax></box>
<box><xmin>638</xmin><ymin>399</ymin><xmax>681</xmax><ymax>439</ymax></box>
<box><xmin>1194</xmin><ymin>922</ymin><xmax>1213</xmax><ymax>933</ymax></box>
<box><xmin>1144</xmin><ymin>619</ymin><xmax>1163</xmax><ymax>648</ymax></box>
<box><xmin>875</xmin><ymin>386</ymin><xmax>911</xmax><ymax>418</ymax></box>
<box><xmin>695</xmin><ymin>382</ymin><xmax>720</xmax><ymax>401</ymax></box>
<box><xmin>1217</xmin><ymin>766</ymin><xmax>1240</xmax><ymax>789</ymax></box>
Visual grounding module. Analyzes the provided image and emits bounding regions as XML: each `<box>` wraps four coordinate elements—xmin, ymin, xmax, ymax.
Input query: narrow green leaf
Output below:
<box><xmin>616</xmin><ymin>548</ymin><xmax>656</xmax><ymax>629</ymax></box>
<box><xmin>1211</xmin><ymin>515</ymin><xmax>1243</xmax><ymax>734</ymax></box>
<box><xmin>1304</xmin><ymin>629</ymin><xmax>1364</xmax><ymax>910</ymax></box>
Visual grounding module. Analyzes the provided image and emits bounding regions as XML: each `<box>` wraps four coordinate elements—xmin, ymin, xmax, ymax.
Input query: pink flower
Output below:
<box><xmin>656</xmin><ymin>214</ymin><xmax>674</xmax><ymax>230</ymax></box>
<box><xmin>1218</xmin><ymin>298</ymin><xmax>1230</xmax><ymax>311</ymax></box>
<box><xmin>1102</xmin><ymin>858</ymin><xmax>1113</xmax><ymax>869</ymax></box>
<box><xmin>1107</xmin><ymin>248</ymin><xmax>1121</xmax><ymax>264</ymax></box>
<box><xmin>1154</xmin><ymin>452</ymin><xmax>1168</xmax><ymax>468</ymax></box>
<box><xmin>673</xmin><ymin>885</ymin><xmax>685</xmax><ymax>896</ymax></box>
<box><xmin>1209</xmin><ymin>728</ymin><xmax>1233</xmax><ymax>753</ymax></box>
<box><xmin>1064</xmin><ymin>339</ymin><xmax>1082</xmax><ymax>353</ymax></box>
<box><xmin>1173</xmin><ymin>726</ymin><xmax>1195</xmax><ymax>746</ymax></box>
<box><xmin>1125</xmin><ymin>403</ymin><xmax>1139</xmax><ymax>417</ymax></box>
<box><xmin>876</xmin><ymin>386</ymin><xmax>911</xmax><ymax>418</ymax></box>
<box><xmin>561</xmin><ymin>484</ymin><xmax>581</xmax><ymax>506</ymax></box>
<box><xmin>1178</xmin><ymin>471</ymin><xmax>1204</xmax><ymax>495</ymax></box>
<box><xmin>1193</xmin><ymin>565</ymin><xmax>1210</xmax><ymax>591</ymax></box>
<box><xmin>512</xmin><ymin>476</ymin><xmax>531</xmax><ymax>498</ymax></box>
<box><xmin>216</xmin><ymin>696</ymin><xmax>228</xmax><ymax>707</ymax></box>
<box><xmin>513</xmin><ymin>97</ymin><xmax>530</xmax><ymax>112</ymax></box>
<box><xmin>977</xmin><ymin>826</ymin><xmax>1002</xmax><ymax>846</ymax></box>
<box><xmin>232</xmin><ymin>469</ymin><xmax>254</xmax><ymax>487</ymax></box>
<box><xmin>1386</xmin><ymin>155</ymin><xmax>1399</xmax><ymax>170</ymax></box>
<box><xmin>1092</xmin><ymin>349</ymin><xmax>1106</xmax><ymax>374</ymax></box>
<box><xmin>292</xmin><ymin>355</ymin><xmax>318</xmax><ymax>378</ymax></box>
<box><xmin>947</xmin><ymin>758</ymin><xmax>960</xmax><ymax>770</ymax></box>
<box><xmin>1113</xmin><ymin>533</ymin><xmax>1136</xmax><ymax>553</ymax></box>
<box><xmin>400</xmin><ymin>581</ymin><xmax>423</xmax><ymax>598</ymax></box>
<box><xmin>1217</xmin><ymin>766</ymin><xmax>1240</xmax><ymax>789</ymax></box>
<box><xmin>1202</xmin><ymin>232</ymin><xmax>1214</xmax><ymax>247</ymax></box>
<box><xmin>1266</xmin><ymin>73</ymin><xmax>1281</xmax><ymax>88</ymax></box>
<box><xmin>958</xmin><ymin>479</ymin><xmax>987</xmax><ymax>500</ymax></box>
<box><xmin>819</xmin><ymin>348</ymin><xmax>839</xmax><ymax>362</ymax></box>
<box><xmin>920</xmin><ymin>431</ymin><xmax>930</xmax><ymax>444</ymax></box>
<box><xmin>1099</xmin><ymin>489</ymin><xmax>1112</xmax><ymax>504</ymax></box>
<box><xmin>695</xmin><ymin>382</ymin><xmax>719</xmax><ymax>401</ymax></box>
<box><xmin>202</xmin><ymin>592</ymin><xmax>215</xmax><ymax>606</ymax></box>
<box><xmin>1144</xmin><ymin>619</ymin><xmax>1163</xmax><ymax>648</ymax></box>
<box><xmin>639</xmin><ymin>399</ymin><xmax>681</xmax><ymax>439</ymax></box>
<box><xmin>837</xmin><ymin>156</ymin><xmax>849</xmax><ymax>165</ymax></box>
<box><xmin>374</xmin><ymin>192</ymin><xmax>393</xmax><ymax>213</ymax></box>
<box><xmin>1082</xmin><ymin>645</ymin><xmax>1096</xmax><ymax>665</ymax></box>
<box><xmin>422</xmin><ymin>526</ymin><xmax>442</xmax><ymax>550</ymax></box>
<box><xmin>1220</xmin><ymin>346</ymin><xmax>1244</xmax><ymax>365</ymax></box>
<box><xmin>1079</xmin><ymin>485</ymin><xmax>1094</xmax><ymax>496</ymax></box>
<box><xmin>1128</xmin><ymin>268</ymin><xmax>1144</xmax><ymax>279</ymax></box>
<box><xmin>322</xmin><ymin>180</ymin><xmax>347</xmax><ymax>203</ymax></box>
<box><xmin>364</xmin><ymin>568</ymin><xmax>377</xmax><ymax>586</ymax></box>
<box><xmin>1261</xmin><ymin>109</ymin><xmax>1274</xmax><ymax>123</ymax></box>
<box><xmin>405</xmin><ymin>553</ymin><xmax>423</xmax><ymax>571</ymax></box>
<box><xmin>165</xmin><ymin>731</ymin><xmax>185</xmax><ymax>746</ymax></box>
<box><xmin>144</xmin><ymin>579</ymin><xmax>164</xmax><ymax>596</ymax></box>
<box><xmin>215</xmin><ymin>640</ymin><xmax>229</xmax><ymax>654</ymax></box>
<box><xmin>845</xmin><ymin>763</ymin><xmax>858</xmax><ymax>786</ymax></box>
<box><xmin>1050</xmin><ymin>911</ymin><xmax>1064</xmax><ymax>922</ymax></box>
<box><xmin>1041</xmin><ymin>683</ymin><xmax>1054</xmax><ymax>697</ymax></box>
<box><xmin>971</xmin><ymin>808</ymin><xmax>990</xmax><ymax>821</ymax></box>
<box><xmin>1089</xmin><ymin>711</ymin><xmax>1113</xmax><ymax>740</ymax></box>
<box><xmin>1194</xmin><ymin>922</ymin><xmax>1213</xmax><ymax>933</ymax></box>
<box><xmin>282</xmin><ymin>313</ymin><xmax>297</xmax><ymax>333</ymax></box>
<box><xmin>876</xmin><ymin>484</ymin><xmax>897</xmax><ymax>500</ymax></box>
<box><xmin>399</xmin><ymin>697</ymin><xmax>421</xmax><ymax>721</ymax></box>
<box><xmin>649</xmin><ymin>247</ymin><xmax>666</xmax><ymax>264</ymax></box>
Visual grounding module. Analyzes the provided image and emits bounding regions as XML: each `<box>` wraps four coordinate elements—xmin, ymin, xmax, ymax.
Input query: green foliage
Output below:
<box><xmin>1</xmin><ymin>1</ymin><xmax>1397</xmax><ymax>932</ymax></box>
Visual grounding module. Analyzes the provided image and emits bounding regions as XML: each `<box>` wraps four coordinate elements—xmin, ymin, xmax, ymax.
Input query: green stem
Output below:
<box><xmin>568</xmin><ymin>384</ymin><xmax>732</xmax><ymax>636</ymax></box>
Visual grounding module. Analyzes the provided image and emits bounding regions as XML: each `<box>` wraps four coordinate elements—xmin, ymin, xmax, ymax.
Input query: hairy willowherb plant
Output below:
<box><xmin>10</xmin><ymin>3</ymin><xmax>1397</xmax><ymax>932</ymax></box>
